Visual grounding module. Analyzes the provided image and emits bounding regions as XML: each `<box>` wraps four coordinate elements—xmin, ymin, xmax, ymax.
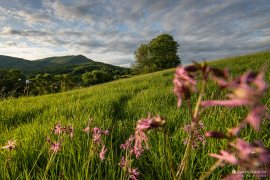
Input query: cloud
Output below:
<box><xmin>0</xmin><ymin>41</ymin><xmax>17</xmax><ymax>48</ymax></box>
<box><xmin>0</xmin><ymin>0</ymin><xmax>269</xmax><ymax>67</ymax></box>
<box><xmin>0</xmin><ymin>7</ymin><xmax>52</xmax><ymax>27</ymax></box>
<box><xmin>0</xmin><ymin>27</ymin><xmax>50</xmax><ymax>36</ymax></box>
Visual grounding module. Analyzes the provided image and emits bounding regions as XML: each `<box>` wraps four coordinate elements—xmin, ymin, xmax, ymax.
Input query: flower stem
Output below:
<box><xmin>176</xmin><ymin>81</ymin><xmax>206</xmax><ymax>179</ymax></box>
<box><xmin>44</xmin><ymin>152</ymin><xmax>56</xmax><ymax>177</ymax></box>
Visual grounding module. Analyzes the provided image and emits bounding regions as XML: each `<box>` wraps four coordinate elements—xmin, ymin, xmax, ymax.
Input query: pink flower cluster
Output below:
<box><xmin>83</xmin><ymin>118</ymin><xmax>109</xmax><ymax>161</ymax></box>
<box><xmin>173</xmin><ymin>63</ymin><xmax>210</xmax><ymax>108</ymax></box>
<box><xmin>46</xmin><ymin>122</ymin><xmax>75</xmax><ymax>153</ymax></box>
<box><xmin>183</xmin><ymin>122</ymin><xmax>205</xmax><ymax>149</ymax></box>
<box><xmin>202</xmin><ymin>71</ymin><xmax>268</xmax><ymax>132</ymax></box>
<box><xmin>52</xmin><ymin>123</ymin><xmax>74</xmax><ymax>138</ymax></box>
<box><xmin>121</xmin><ymin>114</ymin><xmax>166</xmax><ymax>159</ymax></box>
<box><xmin>119</xmin><ymin>114</ymin><xmax>166</xmax><ymax>179</ymax></box>
<box><xmin>99</xmin><ymin>145</ymin><xmax>107</xmax><ymax>161</ymax></box>
<box><xmin>173</xmin><ymin>62</ymin><xmax>270</xmax><ymax>179</ymax></box>
<box><xmin>128</xmin><ymin>168</ymin><xmax>140</xmax><ymax>180</ymax></box>
<box><xmin>46</xmin><ymin>138</ymin><xmax>63</xmax><ymax>153</ymax></box>
<box><xmin>210</xmin><ymin>138</ymin><xmax>270</xmax><ymax>178</ymax></box>
<box><xmin>173</xmin><ymin>66</ymin><xmax>197</xmax><ymax>107</ymax></box>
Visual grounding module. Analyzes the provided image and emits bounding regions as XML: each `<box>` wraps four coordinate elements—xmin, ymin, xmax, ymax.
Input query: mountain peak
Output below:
<box><xmin>72</xmin><ymin>55</ymin><xmax>93</xmax><ymax>62</ymax></box>
<box><xmin>75</xmin><ymin>54</ymin><xmax>87</xmax><ymax>58</ymax></box>
<box><xmin>0</xmin><ymin>54</ymin><xmax>94</xmax><ymax>72</ymax></box>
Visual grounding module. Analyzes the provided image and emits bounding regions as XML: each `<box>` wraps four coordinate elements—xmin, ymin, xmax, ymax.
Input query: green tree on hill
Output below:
<box><xmin>82</xmin><ymin>70</ymin><xmax>112</xmax><ymax>86</ymax></box>
<box><xmin>0</xmin><ymin>69</ymin><xmax>26</xmax><ymax>97</ymax></box>
<box><xmin>132</xmin><ymin>33</ymin><xmax>181</xmax><ymax>74</ymax></box>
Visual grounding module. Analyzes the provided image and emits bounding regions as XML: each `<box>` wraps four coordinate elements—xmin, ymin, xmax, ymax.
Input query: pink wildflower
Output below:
<box><xmin>202</xmin><ymin>71</ymin><xmax>268</xmax><ymax>132</ymax></box>
<box><xmin>67</xmin><ymin>124</ymin><xmax>74</xmax><ymax>138</ymax></box>
<box><xmin>136</xmin><ymin>118</ymin><xmax>152</xmax><ymax>131</ymax></box>
<box><xmin>92</xmin><ymin>127</ymin><xmax>101</xmax><ymax>134</ymax></box>
<box><xmin>120</xmin><ymin>114</ymin><xmax>165</xmax><ymax>160</ymax></box>
<box><xmin>53</xmin><ymin>123</ymin><xmax>63</xmax><ymax>135</ymax></box>
<box><xmin>232</xmin><ymin>139</ymin><xmax>253</xmax><ymax>160</ymax></box>
<box><xmin>103</xmin><ymin>130</ymin><xmax>109</xmax><ymax>135</ymax></box>
<box><xmin>201</xmin><ymin>99</ymin><xmax>251</xmax><ymax>107</ymax></box>
<box><xmin>83</xmin><ymin>125</ymin><xmax>91</xmax><ymax>133</ymax></box>
<box><xmin>136</xmin><ymin>114</ymin><xmax>166</xmax><ymax>131</ymax></box>
<box><xmin>85</xmin><ymin>126</ymin><xmax>109</xmax><ymax>144</ymax></box>
<box><xmin>205</xmin><ymin>131</ymin><xmax>226</xmax><ymax>139</ymax></box>
<box><xmin>1</xmin><ymin>140</ymin><xmax>16</xmax><ymax>151</ymax></box>
<box><xmin>47</xmin><ymin>138</ymin><xmax>62</xmax><ymax>153</ymax></box>
<box><xmin>98</xmin><ymin>129</ymin><xmax>109</xmax><ymax>135</ymax></box>
<box><xmin>52</xmin><ymin>123</ymin><xmax>74</xmax><ymax>138</ymax></box>
<box><xmin>92</xmin><ymin>127</ymin><xmax>101</xmax><ymax>143</ymax></box>
<box><xmin>228</xmin><ymin>126</ymin><xmax>241</xmax><ymax>136</ymax></box>
<box><xmin>173</xmin><ymin>66</ymin><xmax>197</xmax><ymax>107</ymax></box>
<box><xmin>201</xmin><ymin>72</ymin><xmax>267</xmax><ymax>107</ymax></box>
<box><xmin>120</xmin><ymin>135</ymin><xmax>135</xmax><ymax>150</ymax></box>
<box><xmin>245</xmin><ymin>105</ymin><xmax>266</xmax><ymax>131</ymax></box>
<box><xmin>231</xmin><ymin>139</ymin><xmax>270</xmax><ymax>167</ymax></box>
<box><xmin>133</xmin><ymin>114</ymin><xmax>165</xmax><ymax>158</ymax></box>
<box><xmin>134</xmin><ymin>130</ymin><xmax>149</xmax><ymax>158</ymax></box>
<box><xmin>183</xmin><ymin>122</ymin><xmax>206</xmax><ymax>149</ymax></box>
<box><xmin>119</xmin><ymin>156</ymin><xmax>126</xmax><ymax>168</ymax></box>
<box><xmin>211</xmin><ymin>139</ymin><xmax>270</xmax><ymax>177</ymax></box>
<box><xmin>210</xmin><ymin>150</ymin><xmax>238</xmax><ymax>164</ymax></box>
<box><xmin>133</xmin><ymin>146</ymin><xmax>144</xmax><ymax>159</ymax></box>
<box><xmin>83</xmin><ymin>118</ymin><xmax>93</xmax><ymax>133</ymax></box>
<box><xmin>50</xmin><ymin>142</ymin><xmax>62</xmax><ymax>153</ymax></box>
<box><xmin>93</xmin><ymin>133</ymin><xmax>101</xmax><ymax>144</ymax></box>
<box><xmin>128</xmin><ymin>168</ymin><xmax>140</xmax><ymax>180</ymax></box>
<box><xmin>210</xmin><ymin>67</ymin><xmax>230</xmax><ymax>88</ymax></box>
<box><xmin>99</xmin><ymin>145</ymin><xmax>107</xmax><ymax>161</ymax></box>
<box><xmin>91</xmin><ymin>128</ymin><xmax>109</xmax><ymax>143</ymax></box>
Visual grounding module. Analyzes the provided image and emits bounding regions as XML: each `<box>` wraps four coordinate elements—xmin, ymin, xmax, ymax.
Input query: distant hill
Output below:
<box><xmin>0</xmin><ymin>55</ymin><xmax>37</xmax><ymax>70</ymax></box>
<box><xmin>33</xmin><ymin>55</ymin><xmax>93</xmax><ymax>67</ymax></box>
<box><xmin>0</xmin><ymin>54</ymin><xmax>128</xmax><ymax>74</ymax></box>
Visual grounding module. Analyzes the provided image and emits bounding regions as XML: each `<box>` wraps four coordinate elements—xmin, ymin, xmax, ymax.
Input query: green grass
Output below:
<box><xmin>0</xmin><ymin>51</ymin><xmax>270</xmax><ymax>179</ymax></box>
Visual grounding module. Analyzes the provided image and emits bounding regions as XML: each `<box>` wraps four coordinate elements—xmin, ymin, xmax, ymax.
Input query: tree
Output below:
<box><xmin>132</xmin><ymin>33</ymin><xmax>181</xmax><ymax>74</ymax></box>
<box><xmin>59</xmin><ymin>74</ymin><xmax>76</xmax><ymax>91</ymax></box>
<box><xmin>132</xmin><ymin>44</ymin><xmax>153</xmax><ymax>73</ymax></box>
<box><xmin>82</xmin><ymin>70</ymin><xmax>112</xmax><ymax>86</ymax></box>
<box><xmin>0</xmin><ymin>69</ymin><xmax>26</xmax><ymax>97</ymax></box>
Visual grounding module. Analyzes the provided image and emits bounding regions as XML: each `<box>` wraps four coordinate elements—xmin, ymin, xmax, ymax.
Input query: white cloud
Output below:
<box><xmin>0</xmin><ymin>0</ymin><xmax>269</xmax><ymax>66</ymax></box>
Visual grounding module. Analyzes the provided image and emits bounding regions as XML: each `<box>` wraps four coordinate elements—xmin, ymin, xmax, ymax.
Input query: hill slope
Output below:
<box><xmin>0</xmin><ymin>51</ymin><xmax>269</xmax><ymax>179</ymax></box>
<box><xmin>0</xmin><ymin>55</ymin><xmax>37</xmax><ymax>70</ymax></box>
<box><xmin>0</xmin><ymin>54</ymin><xmax>120</xmax><ymax>73</ymax></box>
<box><xmin>33</xmin><ymin>55</ymin><xmax>93</xmax><ymax>66</ymax></box>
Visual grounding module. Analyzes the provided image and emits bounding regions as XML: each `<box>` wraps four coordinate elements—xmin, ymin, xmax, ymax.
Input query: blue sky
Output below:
<box><xmin>0</xmin><ymin>0</ymin><xmax>270</xmax><ymax>67</ymax></box>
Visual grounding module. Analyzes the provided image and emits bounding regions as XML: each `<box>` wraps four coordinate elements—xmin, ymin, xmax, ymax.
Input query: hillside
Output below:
<box><xmin>0</xmin><ymin>54</ymin><xmax>124</xmax><ymax>74</ymax></box>
<box><xmin>0</xmin><ymin>55</ymin><xmax>37</xmax><ymax>70</ymax></box>
<box><xmin>0</xmin><ymin>54</ymin><xmax>130</xmax><ymax>97</ymax></box>
<box><xmin>33</xmin><ymin>55</ymin><xmax>92</xmax><ymax>67</ymax></box>
<box><xmin>0</xmin><ymin>51</ymin><xmax>270</xmax><ymax>179</ymax></box>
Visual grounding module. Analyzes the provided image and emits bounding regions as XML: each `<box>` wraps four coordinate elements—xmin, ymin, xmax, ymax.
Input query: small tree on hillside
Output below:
<box><xmin>82</xmin><ymin>70</ymin><xmax>112</xmax><ymax>86</ymax></box>
<box><xmin>132</xmin><ymin>33</ymin><xmax>181</xmax><ymax>74</ymax></box>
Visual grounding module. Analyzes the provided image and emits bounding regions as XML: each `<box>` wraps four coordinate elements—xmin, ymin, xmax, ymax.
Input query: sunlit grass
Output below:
<box><xmin>0</xmin><ymin>51</ymin><xmax>270</xmax><ymax>179</ymax></box>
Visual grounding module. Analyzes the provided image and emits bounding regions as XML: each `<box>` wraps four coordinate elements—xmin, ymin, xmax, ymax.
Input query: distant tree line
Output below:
<box><xmin>0</xmin><ymin>64</ymin><xmax>130</xmax><ymax>98</ymax></box>
<box><xmin>1</xmin><ymin>33</ymin><xmax>181</xmax><ymax>98</ymax></box>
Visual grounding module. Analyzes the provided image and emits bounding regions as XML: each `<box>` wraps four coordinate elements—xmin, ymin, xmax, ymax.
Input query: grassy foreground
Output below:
<box><xmin>0</xmin><ymin>51</ymin><xmax>270</xmax><ymax>179</ymax></box>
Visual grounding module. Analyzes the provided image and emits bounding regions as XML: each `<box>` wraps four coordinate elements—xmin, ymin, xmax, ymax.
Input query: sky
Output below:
<box><xmin>0</xmin><ymin>0</ymin><xmax>270</xmax><ymax>67</ymax></box>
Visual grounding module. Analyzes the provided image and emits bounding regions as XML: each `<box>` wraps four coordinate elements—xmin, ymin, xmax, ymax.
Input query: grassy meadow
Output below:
<box><xmin>0</xmin><ymin>51</ymin><xmax>270</xmax><ymax>179</ymax></box>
